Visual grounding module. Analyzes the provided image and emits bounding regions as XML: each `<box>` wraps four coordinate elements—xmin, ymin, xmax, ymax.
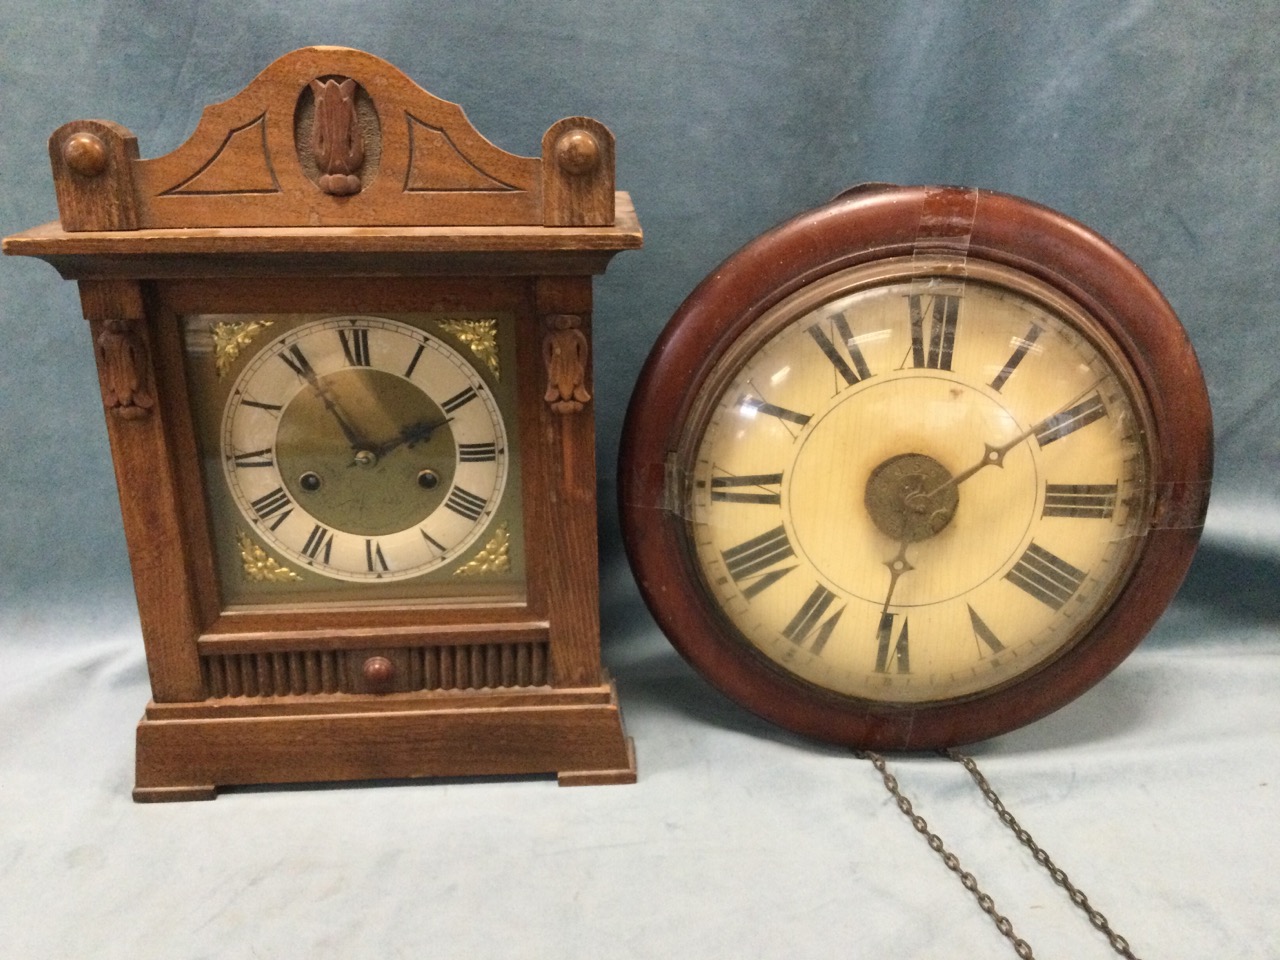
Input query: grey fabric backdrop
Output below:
<box><xmin>1</xmin><ymin>3</ymin><xmax>1277</xmax><ymax>958</ymax></box>
<box><xmin>3</xmin><ymin>1</ymin><xmax>1278</xmax><ymax>607</ymax></box>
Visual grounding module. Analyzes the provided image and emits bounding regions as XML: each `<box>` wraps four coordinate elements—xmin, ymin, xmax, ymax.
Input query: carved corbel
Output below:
<box><xmin>542</xmin><ymin>314</ymin><xmax>591</xmax><ymax>414</ymax></box>
<box><xmin>95</xmin><ymin>318</ymin><xmax>155</xmax><ymax>419</ymax></box>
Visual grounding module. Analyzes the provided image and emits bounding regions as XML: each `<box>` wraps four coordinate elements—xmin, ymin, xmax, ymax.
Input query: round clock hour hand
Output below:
<box><xmin>878</xmin><ymin>540</ymin><xmax>915</xmax><ymax>614</ymax></box>
<box><xmin>372</xmin><ymin>415</ymin><xmax>452</xmax><ymax>458</ymax></box>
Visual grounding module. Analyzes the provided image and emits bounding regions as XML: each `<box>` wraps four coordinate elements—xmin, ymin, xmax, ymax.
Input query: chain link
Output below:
<box><xmin>856</xmin><ymin>749</ymin><xmax>1143</xmax><ymax>960</ymax></box>
<box><xmin>855</xmin><ymin>750</ymin><xmax>1036</xmax><ymax>959</ymax></box>
<box><xmin>943</xmin><ymin>749</ymin><xmax>1141</xmax><ymax>959</ymax></box>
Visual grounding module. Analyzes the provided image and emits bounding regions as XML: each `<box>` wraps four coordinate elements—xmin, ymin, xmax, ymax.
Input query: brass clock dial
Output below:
<box><xmin>620</xmin><ymin>185</ymin><xmax>1211</xmax><ymax>748</ymax></box>
<box><xmin>183</xmin><ymin>311</ymin><xmax>525</xmax><ymax>605</ymax></box>
<box><xmin>221</xmin><ymin>315</ymin><xmax>508</xmax><ymax>582</ymax></box>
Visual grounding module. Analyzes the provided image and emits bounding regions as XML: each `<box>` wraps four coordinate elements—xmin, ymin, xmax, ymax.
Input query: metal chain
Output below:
<box><xmin>943</xmin><ymin>748</ymin><xmax>1141</xmax><ymax>960</ymax></box>
<box><xmin>855</xmin><ymin>750</ymin><xmax>1035</xmax><ymax>959</ymax></box>
<box><xmin>856</xmin><ymin>749</ymin><xmax>1143</xmax><ymax>960</ymax></box>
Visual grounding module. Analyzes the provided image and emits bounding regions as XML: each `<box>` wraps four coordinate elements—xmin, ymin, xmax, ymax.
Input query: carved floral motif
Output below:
<box><xmin>437</xmin><ymin>318</ymin><xmax>500</xmax><ymax>380</ymax></box>
<box><xmin>213</xmin><ymin>318</ymin><xmax>274</xmax><ymax>378</ymax></box>
<box><xmin>238</xmin><ymin>532</ymin><xmax>301</xmax><ymax>582</ymax></box>
<box><xmin>453</xmin><ymin>522</ymin><xmax>511</xmax><ymax>576</ymax></box>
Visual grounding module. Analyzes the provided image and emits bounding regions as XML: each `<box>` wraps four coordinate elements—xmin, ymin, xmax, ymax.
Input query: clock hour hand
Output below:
<box><xmin>878</xmin><ymin>540</ymin><xmax>915</xmax><ymax>615</ymax></box>
<box><xmin>372</xmin><ymin>416</ymin><xmax>452</xmax><ymax>459</ymax></box>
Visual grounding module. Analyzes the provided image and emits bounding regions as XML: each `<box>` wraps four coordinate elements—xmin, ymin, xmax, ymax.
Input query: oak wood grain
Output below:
<box><xmin>5</xmin><ymin>46</ymin><xmax>640</xmax><ymax>798</ymax></box>
<box><xmin>79</xmin><ymin>279</ymin><xmax>206</xmax><ymax>701</ymax></box>
<box><xmin>134</xmin><ymin>683</ymin><xmax>635</xmax><ymax>800</ymax></box>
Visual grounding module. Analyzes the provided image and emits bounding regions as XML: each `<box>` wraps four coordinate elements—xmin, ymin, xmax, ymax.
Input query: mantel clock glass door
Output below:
<box><xmin>184</xmin><ymin>311</ymin><xmax>524</xmax><ymax>604</ymax></box>
<box><xmin>620</xmin><ymin>184</ymin><xmax>1211</xmax><ymax>749</ymax></box>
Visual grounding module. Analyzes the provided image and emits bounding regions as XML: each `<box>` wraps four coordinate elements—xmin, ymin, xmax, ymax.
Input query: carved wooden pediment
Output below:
<box><xmin>46</xmin><ymin>46</ymin><xmax>616</xmax><ymax>230</ymax></box>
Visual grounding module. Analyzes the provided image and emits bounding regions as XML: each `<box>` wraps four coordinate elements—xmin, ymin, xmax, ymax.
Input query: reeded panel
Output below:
<box><xmin>201</xmin><ymin>642</ymin><xmax>550</xmax><ymax>698</ymax></box>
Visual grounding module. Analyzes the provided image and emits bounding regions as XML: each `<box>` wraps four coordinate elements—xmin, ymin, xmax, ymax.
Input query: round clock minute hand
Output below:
<box><xmin>929</xmin><ymin>382</ymin><xmax>1106</xmax><ymax>496</ymax></box>
<box><xmin>286</xmin><ymin>358</ymin><xmax>373</xmax><ymax>451</ymax></box>
<box><xmin>315</xmin><ymin>386</ymin><xmax>372</xmax><ymax>451</ymax></box>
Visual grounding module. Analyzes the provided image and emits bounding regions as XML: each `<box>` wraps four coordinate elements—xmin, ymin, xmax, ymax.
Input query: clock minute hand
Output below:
<box><xmin>317</xmin><ymin>387</ymin><xmax>371</xmax><ymax>451</ymax></box>
<box><xmin>930</xmin><ymin>381</ymin><xmax>1106</xmax><ymax>496</ymax></box>
<box><xmin>290</xmin><ymin>362</ymin><xmax>372</xmax><ymax>451</ymax></box>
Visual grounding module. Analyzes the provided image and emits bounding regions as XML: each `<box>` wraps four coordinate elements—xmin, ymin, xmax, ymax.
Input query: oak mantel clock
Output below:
<box><xmin>620</xmin><ymin>184</ymin><xmax>1211</xmax><ymax>749</ymax></box>
<box><xmin>4</xmin><ymin>46</ymin><xmax>641</xmax><ymax>800</ymax></box>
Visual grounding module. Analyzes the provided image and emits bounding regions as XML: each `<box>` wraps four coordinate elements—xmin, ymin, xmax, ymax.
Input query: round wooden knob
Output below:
<box><xmin>63</xmin><ymin>132</ymin><xmax>108</xmax><ymax>176</ymax></box>
<box><xmin>362</xmin><ymin>655</ymin><xmax>395</xmax><ymax>688</ymax></box>
<box><xmin>554</xmin><ymin>130</ymin><xmax>600</xmax><ymax>176</ymax></box>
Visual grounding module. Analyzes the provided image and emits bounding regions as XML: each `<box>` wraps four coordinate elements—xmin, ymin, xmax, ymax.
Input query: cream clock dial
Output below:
<box><xmin>222</xmin><ymin>315</ymin><xmax>508</xmax><ymax>582</ymax></box>
<box><xmin>684</xmin><ymin>261</ymin><xmax>1152</xmax><ymax>703</ymax></box>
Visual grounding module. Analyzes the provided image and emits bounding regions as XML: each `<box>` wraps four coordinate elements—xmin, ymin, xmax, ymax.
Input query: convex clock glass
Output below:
<box><xmin>684</xmin><ymin>260</ymin><xmax>1152</xmax><ymax>704</ymax></box>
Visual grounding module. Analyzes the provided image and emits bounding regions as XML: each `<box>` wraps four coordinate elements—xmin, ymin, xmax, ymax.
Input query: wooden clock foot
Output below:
<box><xmin>558</xmin><ymin>737</ymin><xmax>637</xmax><ymax>786</ymax></box>
<box><xmin>132</xmin><ymin>784</ymin><xmax>219</xmax><ymax>803</ymax></box>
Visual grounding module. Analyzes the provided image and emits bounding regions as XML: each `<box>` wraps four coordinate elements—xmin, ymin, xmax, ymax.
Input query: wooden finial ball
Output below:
<box><xmin>554</xmin><ymin>129</ymin><xmax>600</xmax><ymax>176</ymax></box>
<box><xmin>63</xmin><ymin>132</ymin><xmax>109</xmax><ymax>176</ymax></box>
<box><xmin>362</xmin><ymin>655</ymin><xmax>395</xmax><ymax>687</ymax></box>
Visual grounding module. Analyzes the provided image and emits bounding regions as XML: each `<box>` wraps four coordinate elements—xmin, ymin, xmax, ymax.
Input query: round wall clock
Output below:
<box><xmin>620</xmin><ymin>184</ymin><xmax>1211</xmax><ymax>749</ymax></box>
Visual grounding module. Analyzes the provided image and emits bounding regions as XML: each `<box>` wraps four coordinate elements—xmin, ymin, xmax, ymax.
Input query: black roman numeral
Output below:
<box><xmin>807</xmin><ymin>311</ymin><xmax>872</xmax><ymax>387</ymax></box>
<box><xmin>989</xmin><ymin>324</ymin><xmax>1043</xmax><ymax>392</ymax></box>
<box><xmin>782</xmin><ymin>584</ymin><xmax>844</xmax><ymax>654</ymax></box>
<box><xmin>339</xmin><ymin>326</ymin><xmax>371</xmax><ymax>366</ymax></box>
<box><xmin>1006</xmin><ymin>542</ymin><xmax>1087</xmax><ymax>609</ymax></box>
<box><xmin>420</xmin><ymin>529</ymin><xmax>447</xmax><ymax>554</ymax></box>
<box><xmin>457</xmin><ymin>442</ymin><xmax>498</xmax><ymax>463</ymax></box>
<box><xmin>967</xmin><ymin>604</ymin><xmax>1005</xmax><ymax>655</ymax></box>
<box><xmin>366</xmin><ymin>539</ymin><xmax>389</xmax><ymax>573</ymax></box>
<box><xmin>250</xmin><ymin>487</ymin><xmax>293</xmax><ymax>530</ymax></box>
<box><xmin>442</xmin><ymin>386</ymin><xmax>478</xmax><ymax>414</ymax></box>
<box><xmin>279</xmin><ymin>344</ymin><xmax>314</xmax><ymax>379</ymax></box>
<box><xmin>710</xmin><ymin>473</ymin><xmax>783</xmax><ymax>505</ymax></box>
<box><xmin>404</xmin><ymin>343</ymin><xmax>425</xmax><ymax>378</ymax></box>
<box><xmin>908</xmin><ymin>293</ymin><xmax>959</xmax><ymax>370</ymax></box>
<box><xmin>1042</xmin><ymin>483</ymin><xmax>1118</xmax><ymax>519</ymax></box>
<box><xmin>740</xmin><ymin>396</ymin><xmax>811</xmax><ymax>427</ymax></box>
<box><xmin>444</xmin><ymin>486</ymin><xmax>488</xmax><ymax>521</ymax></box>
<box><xmin>231</xmin><ymin>448</ymin><xmax>274</xmax><ymax>468</ymax></box>
<box><xmin>875</xmin><ymin>612</ymin><xmax>910</xmax><ymax>673</ymax></box>
<box><xmin>302</xmin><ymin>524</ymin><xmax>334</xmax><ymax>563</ymax></box>
<box><xmin>721</xmin><ymin>526</ymin><xmax>796</xmax><ymax>599</ymax></box>
<box><xmin>1033</xmin><ymin>393</ymin><xmax>1107</xmax><ymax>446</ymax></box>
<box><xmin>240</xmin><ymin>398</ymin><xmax>283</xmax><ymax>413</ymax></box>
